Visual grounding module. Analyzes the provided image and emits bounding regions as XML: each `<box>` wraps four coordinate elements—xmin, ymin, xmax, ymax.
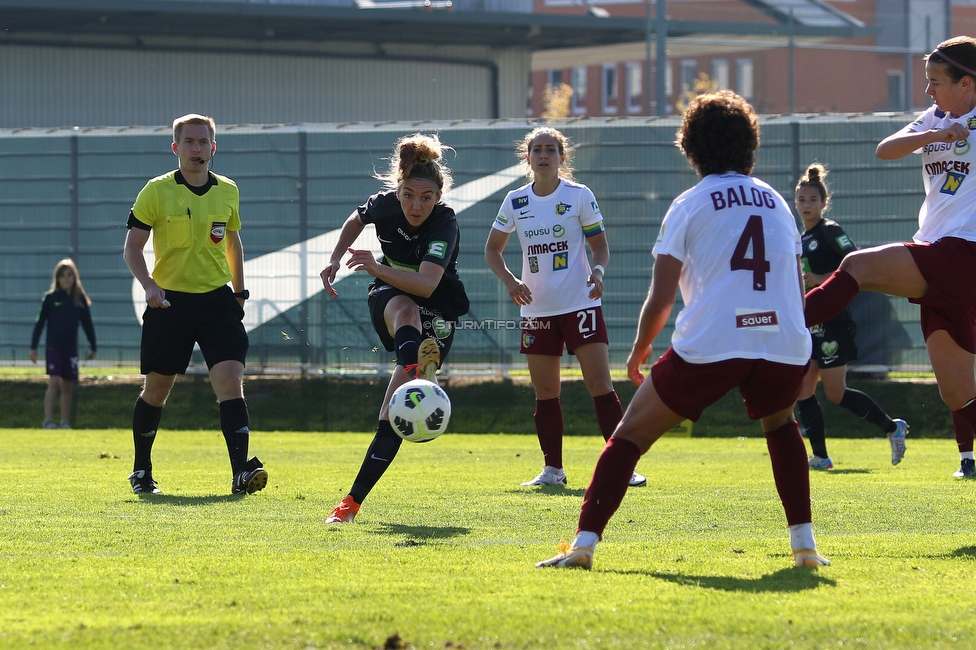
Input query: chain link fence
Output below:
<box><xmin>0</xmin><ymin>114</ymin><xmax>926</xmax><ymax>376</ymax></box>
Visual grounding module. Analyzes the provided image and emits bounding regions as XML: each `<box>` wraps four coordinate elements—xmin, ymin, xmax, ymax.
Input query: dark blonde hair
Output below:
<box><xmin>676</xmin><ymin>91</ymin><xmax>759</xmax><ymax>178</ymax></box>
<box><xmin>517</xmin><ymin>126</ymin><xmax>575</xmax><ymax>181</ymax></box>
<box><xmin>376</xmin><ymin>133</ymin><xmax>453</xmax><ymax>194</ymax></box>
<box><xmin>49</xmin><ymin>258</ymin><xmax>91</xmax><ymax>307</ymax></box>
<box><xmin>926</xmin><ymin>36</ymin><xmax>976</xmax><ymax>84</ymax></box>
<box><xmin>173</xmin><ymin>113</ymin><xmax>216</xmax><ymax>143</ymax></box>
<box><xmin>795</xmin><ymin>163</ymin><xmax>831</xmax><ymax>211</ymax></box>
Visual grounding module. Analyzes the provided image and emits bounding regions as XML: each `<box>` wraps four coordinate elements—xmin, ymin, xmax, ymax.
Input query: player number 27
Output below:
<box><xmin>730</xmin><ymin>214</ymin><xmax>770</xmax><ymax>291</ymax></box>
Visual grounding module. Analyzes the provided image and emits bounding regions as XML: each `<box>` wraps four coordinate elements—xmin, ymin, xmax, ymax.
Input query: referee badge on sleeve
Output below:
<box><xmin>210</xmin><ymin>221</ymin><xmax>227</xmax><ymax>244</ymax></box>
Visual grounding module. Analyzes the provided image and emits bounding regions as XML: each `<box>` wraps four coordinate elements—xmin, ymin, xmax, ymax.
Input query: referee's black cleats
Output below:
<box><xmin>233</xmin><ymin>456</ymin><xmax>268</xmax><ymax>495</ymax></box>
<box><xmin>128</xmin><ymin>469</ymin><xmax>161</xmax><ymax>495</ymax></box>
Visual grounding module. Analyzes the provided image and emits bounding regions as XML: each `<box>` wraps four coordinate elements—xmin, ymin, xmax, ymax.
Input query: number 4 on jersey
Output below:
<box><xmin>730</xmin><ymin>215</ymin><xmax>769</xmax><ymax>291</ymax></box>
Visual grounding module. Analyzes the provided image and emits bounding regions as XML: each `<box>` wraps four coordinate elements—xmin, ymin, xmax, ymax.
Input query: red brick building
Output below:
<box><xmin>528</xmin><ymin>0</ymin><xmax>976</xmax><ymax>116</ymax></box>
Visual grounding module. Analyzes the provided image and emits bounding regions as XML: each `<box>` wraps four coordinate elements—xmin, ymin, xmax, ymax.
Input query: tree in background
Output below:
<box><xmin>675</xmin><ymin>73</ymin><xmax>719</xmax><ymax>114</ymax></box>
<box><xmin>542</xmin><ymin>83</ymin><xmax>574</xmax><ymax>119</ymax></box>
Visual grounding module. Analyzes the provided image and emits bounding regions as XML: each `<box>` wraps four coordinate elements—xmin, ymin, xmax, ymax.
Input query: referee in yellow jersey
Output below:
<box><xmin>122</xmin><ymin>113</ymin><xmax>267</xmax><ymax>496</ymax></box>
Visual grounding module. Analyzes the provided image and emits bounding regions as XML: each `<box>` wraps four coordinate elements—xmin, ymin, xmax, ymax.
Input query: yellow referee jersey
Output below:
<box><xmin>131</xmin><ymin>170</ymin><xmax>241</xmax><ymax>293</ymax></box>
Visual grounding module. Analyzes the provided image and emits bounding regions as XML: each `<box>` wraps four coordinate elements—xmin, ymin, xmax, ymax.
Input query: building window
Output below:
<box><xmin>625</xmin><ymin>62</ymin><xmax>642</xmax><ymax>113</ymax></box>
<box><xmin>887</xmin><ymin>71</ymin><xmax>904</xmax><ymax>110</ymax></box>
<box><xmin>680</xmin><ymin>60</ymin><xmax>697</xmax><ymax>98</ymax></box>
<box><xmin>602</xmin><ymin>64</ymin><xmax>618</xmax><ymax>114</ymax></box>
<box><xmin>712</xmin><ymin>59</ymin><xmax>729</xmax><ymax>90</ymax></box>
<box><xmin>736</xmin><ymin>58</ymin><xmax>754</xmax><ymax>100</ymax></box>
<box><xmin>571</xmin><ymin>66</ymin><xmax>587</xmax><ymax>114</ymax></box>
<box><xmin>547</xmin><ymin>69</ymin><xmax>564</xmax><ymax>88</ymax></box>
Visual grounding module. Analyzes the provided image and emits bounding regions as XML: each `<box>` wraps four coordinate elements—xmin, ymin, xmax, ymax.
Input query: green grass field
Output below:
<box><xmin>2</xmin><ymin>429</ymin><xmax>974</xmax><ymax>649</ymax></box>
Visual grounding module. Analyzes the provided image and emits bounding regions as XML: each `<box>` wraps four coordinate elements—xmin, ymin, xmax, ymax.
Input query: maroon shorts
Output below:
<box><xmin>46</xmin><ymin>347</ymin><xmax>79</xmax><ymax>381</ymax></box>
<box><xmin>519</xmin><ymin>306</ymin><xmax>609</xmax><ymax>355</ymax></box>
<box><xmin>906</xmin><ymin>238</ymin><xmax>976</xmax><ymax>353</ymax></box>
<box><xmin>650</xmin><ymin>347</ymin><xmax>808</xmax><ymax>422</ymax></box>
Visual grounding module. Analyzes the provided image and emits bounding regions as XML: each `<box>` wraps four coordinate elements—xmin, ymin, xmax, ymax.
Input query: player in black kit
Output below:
<box><xmin>319</xmin><ymin>133</ymin><xmax>469</xmax><ymax>523</ymax></box>
<box><xmin>795</xmin><ymin>163</ymin><xmax>908</xmax><ymax>469</ymax></box>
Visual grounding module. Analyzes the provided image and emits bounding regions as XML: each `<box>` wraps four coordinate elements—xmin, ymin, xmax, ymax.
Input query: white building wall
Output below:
<box><xmin>0</xmin><ymin>43</ymin><xmax>531</xmax><ymax>128</ymax></box>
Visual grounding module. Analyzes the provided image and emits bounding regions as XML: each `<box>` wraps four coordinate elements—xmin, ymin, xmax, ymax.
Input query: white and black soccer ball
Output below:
<box><xmin>389</xmin><ymin>379</ymin><xmax>452</xmax><ymax>443</ymax></box>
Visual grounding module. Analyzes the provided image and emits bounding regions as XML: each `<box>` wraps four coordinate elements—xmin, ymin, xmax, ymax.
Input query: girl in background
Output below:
<box><xmin>30</xmin><ymin>258</ymin><xmax>97</xmax><ymax>429</ymax></box>
<box><xmin>485</xmin><ymin>126</ymin><xmax>645</xmax><ymax>489</ymax></box>
<box><xmin>794</xmin><ymin>163</ymin><xmax>908</xmax><ymax>469</ymax></box>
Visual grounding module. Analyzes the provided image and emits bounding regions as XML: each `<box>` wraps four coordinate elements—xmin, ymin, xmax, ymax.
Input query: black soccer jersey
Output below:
<box><xmin>802</xmin><ymin>218</ymin><xmax>857</xmax><ymax>323</ymax></box>
<box><xmin>30</xmin><ymin>289</ymin><xmax>97</xmax><ymax>353</ymax></box>
<box><xmin>357</xmin><ymin>191</ymin><xmax>467</xmax><ymax>317</ymax></box>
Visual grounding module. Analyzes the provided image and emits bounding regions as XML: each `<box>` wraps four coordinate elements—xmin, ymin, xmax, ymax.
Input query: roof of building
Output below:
<box><xmin>0</xmin><ymin>0</ymin><xmax>872</xmax><ymax>55</ymax></box>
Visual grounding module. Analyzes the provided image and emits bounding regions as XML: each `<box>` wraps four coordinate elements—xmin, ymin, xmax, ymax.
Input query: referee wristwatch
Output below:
<box><xmin>233</xmin><ymin>289</ymin><xmax>250</xmax><ymax>300</ymax></box>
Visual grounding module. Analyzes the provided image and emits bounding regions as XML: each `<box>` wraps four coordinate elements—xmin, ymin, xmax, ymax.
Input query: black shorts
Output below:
<box><xmin>140</xmin><ymin>285</ymin><xmax>248</xmax><ymax>375</ymax></box>
<box><xmin>809</xmin><ymin>317</ymin><xmax>857</xmax><ymax>369</ymax></box>
<box><xmin>367</xmin><ymin>283</ymin><xmax>457</xmax><ymax>363</ymax></box>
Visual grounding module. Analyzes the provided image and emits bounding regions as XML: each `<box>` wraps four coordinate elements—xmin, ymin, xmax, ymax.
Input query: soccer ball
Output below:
<box><xmin>389</xmin><ymin>379</ymin><xmax>452</xmax><ymax>443</ymax></box>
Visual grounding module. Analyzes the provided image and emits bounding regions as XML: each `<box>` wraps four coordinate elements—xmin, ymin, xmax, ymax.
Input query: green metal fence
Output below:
<box><xmin>0</xmin><ymin>114</ymin><xmax>926</xmax><ymax>375</ymax></box>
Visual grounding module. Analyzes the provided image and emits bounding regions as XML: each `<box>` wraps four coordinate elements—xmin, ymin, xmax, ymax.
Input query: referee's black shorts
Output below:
<box><xmin>140</xmin><ymin>285</ymin><xmax>248</xmax><ymax>375</ymax></box>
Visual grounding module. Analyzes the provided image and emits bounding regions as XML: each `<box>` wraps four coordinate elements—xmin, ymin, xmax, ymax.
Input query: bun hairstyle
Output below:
<box><xmin>796</xmin><ymin>162</ymin><xmax>830</xmax><ymax>211</ymax></box>
<box><xmin>49</xmin><ymin>258</ymin><xmax>91</xmax><ymax>308</ymax></box>
<box><xmin>377</xmin><ymin>133</ymin><xmax>454</xmax><ymax>195</ymax></box>
<box><xmin>517</xmin><ymin>126</ymin><xmax>575</xmax><ymax>181</ymax></box>
<box><xmin>926</xmin><ymin>35</ymin><xmax>976</xmax><ymax>84</ymax></box>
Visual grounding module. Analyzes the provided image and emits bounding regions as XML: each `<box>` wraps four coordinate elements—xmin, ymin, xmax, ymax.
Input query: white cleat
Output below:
<box><xmin>793</xmin><ymin>548</ymin><xmax>831</xmax><ymax>567</ymax></box>
<box><xmin>888</xmin><ymin>419</ymin><xmax>908</xmax><ymax>465</ymax></box>
<box><xmin>521</xmin><ymin>467</ymin><xmax>567</xmax><ymax>486</ymax></box>
<box><xmin>629</xmin><ymin>471</ymin><xmax>647</xmax><ymax>487</ymax></box>
<box><xmin>536</xmin><ymin>543</ymin><xmax>593</xmax><ymax>569</ymax></box>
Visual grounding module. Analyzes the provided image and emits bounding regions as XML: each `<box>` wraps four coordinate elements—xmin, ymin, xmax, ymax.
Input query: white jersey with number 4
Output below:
<box><xmin>652</xmin><ymin>173</ymin><xmax>811</xmax><ymax>365</ymax></box>
<box><xmin>493</xmin><ymin>179</ymin><xmax>605</xmax><ymax>317</ymax></box>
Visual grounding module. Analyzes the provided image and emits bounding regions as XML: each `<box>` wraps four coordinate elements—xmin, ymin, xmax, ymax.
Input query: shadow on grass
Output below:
<box><xmin>951</xmin><ymin>546</ymin><xmax>976</xmax><ymax>559</ymax></box>
<box><xmin>371</xmin><ymin>522</ymin><xmax>470</xmax><ymax>541</ymax></box>
<box><xmin>509</xmin><ymin>487</ymin><xmax>586</xmax><ymax>497</ymax></box>
<box><xmin>132</xmin><ymin>494</ymin><xmax>244</xmax><ymax>506</ymax></box>
<box><xmin>609</xmin><ymin>567</ymin><xmax>836</xmax><ymax>592</ymax></box>
<box><xmin>817</xmin><ymin>469</ymin><xmax>872</xmax><ymax>475</ymax></box>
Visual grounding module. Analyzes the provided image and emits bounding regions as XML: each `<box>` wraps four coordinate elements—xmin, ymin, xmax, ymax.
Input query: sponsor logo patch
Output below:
<box><xmin>552</xmin><ymin>252</ymin><xmax>568</xmax><ymax>270</ymax></box>
<box><xmin>940</xmin><ymin>171</ymin><xmax>966</xmax><ymax>195</ymax></box>
<box><xmin>735</xmin><ymin>309</ymin><xmax>779</xmax><ymax>330</ymax></box>
<box><xmin>512</xmin><ymin>195</ymin><xmax>529</xmax><ymax>209</ymax></box>
<box><xmin>210</xmin><ymin>221</ymin><xmax>227</xmax><ymax>244</ymax></box>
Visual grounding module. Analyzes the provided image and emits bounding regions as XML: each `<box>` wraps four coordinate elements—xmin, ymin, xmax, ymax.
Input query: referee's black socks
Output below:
<box><xmin>220</xmin><ymin>397</ymin><xmax>250</xmax><ymax>475</ymax></box>
<box><xmin>132</xmin><ymin>397</ymin><xmax>162</xmax><ymax>473</ymax></box>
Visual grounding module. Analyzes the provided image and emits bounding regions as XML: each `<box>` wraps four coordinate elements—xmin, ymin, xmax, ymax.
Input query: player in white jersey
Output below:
<box><xmin>537</xmin><ymin>91</ymin><xmax>829</xmax><ymax>571</ymax></box>
<box><xmin>486</xmin><ymin>127</ymin><xmax>645</xmax><ymax>489</ymax></box>
<box><xmin>804</xmin><ymin>36</ymin><xmax>976</xmax><ymax>478</ymax></box>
